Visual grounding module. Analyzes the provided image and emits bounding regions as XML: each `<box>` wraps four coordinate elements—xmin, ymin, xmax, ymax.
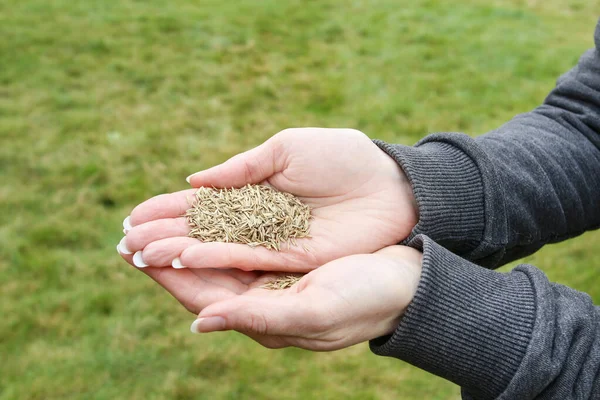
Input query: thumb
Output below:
<box><xmin>186</xmin><ymin>138</ymin><xmax>283</xmax><ymax>188</ymax></box>
<box><xmin>191</xmin><ymin>294</ymin><xmax>316</xmax><ymax>337</ymax></box>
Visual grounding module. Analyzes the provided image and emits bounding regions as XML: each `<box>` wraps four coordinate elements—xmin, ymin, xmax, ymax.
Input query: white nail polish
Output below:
<box><xmin>185</xmin><ymin>173</ymin><xmax>196</xmax><ymax>184</ymax></box>
<box><xmin>123</xmin><ymin>216</ymin><xmax>132</xmax><ymax>232</ymax></box>
<box><xmin>117</xmin><ymin>237</ymin><xmax>133</xmax><ymax>255</ymax></box>
<box><xmin>190</xmin><ymin>319</ymin><xmax>202</xmax><ymax>334</ymax></box>
<box><xmin>133</xmin><ymin>251</ymin><xmax>148</xmax><ymax>268</ymax></box>
<box><xmin>172</xmin><ymin>257</ymin><xmax>186</xmax><ymax>269</ymax></box>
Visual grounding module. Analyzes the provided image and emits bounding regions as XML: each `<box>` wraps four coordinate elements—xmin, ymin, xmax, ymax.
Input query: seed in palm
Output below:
<box><xmin>185</xmin><ymin>184</ymin><xmax>311</xmax><ymax>251</ymax></box>
<box><xmin>261</xmin><ymin>275</ymin><xmax>303</xmax><ymax>290</ymax></box>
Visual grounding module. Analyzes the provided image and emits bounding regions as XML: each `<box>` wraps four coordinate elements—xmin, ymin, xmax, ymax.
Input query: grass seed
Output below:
<box><xmin>260</xmin><ymin>275</ymin><xmax>303</xmax><ymax>290</ymax></box>
<box><xmin>185</xmin><ymin>184</ymin><xmax>311</xmax><ymax>251</ymax></box>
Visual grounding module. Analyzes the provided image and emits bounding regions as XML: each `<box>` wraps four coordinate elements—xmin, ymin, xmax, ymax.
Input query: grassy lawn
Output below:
<box><xmin>1</xmin><ymin>0</ymin><xmax>599</xmax><ymax>399</ymax></box>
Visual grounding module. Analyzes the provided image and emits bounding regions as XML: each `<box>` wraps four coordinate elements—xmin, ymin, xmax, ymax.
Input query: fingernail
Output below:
<box><xmin>123</xmin><ymin>216</ymin><xmax>133</xmax><ymax>233</ymax></box>
<box><xmin>185</xmin><ymin>174</ymin><xmax>196</xmax><ymax>184</ymax></box>
<box><xmin>117</xmin><ymin>236</ymin><xmax>133</xmax><ymax>255</ymax></box>
<box><xmin>190</xmin><ymin>317</ymin><xmax>226</xmax><ymax>334</ymax></box>
<box><xmin>172</xmin><ymin>257</ymin><xmax>186</xmax><ymax>269</ymax></box>
<box><xmin>133</xmin><ymin>251</ymin><xmax>148</xmax><ymax>268</ymax></box>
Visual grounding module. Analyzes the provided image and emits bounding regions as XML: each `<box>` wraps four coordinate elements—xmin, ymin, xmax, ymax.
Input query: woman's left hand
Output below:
<box><xmin>185</xmin><ymin>245</ymin><xmax>422</xmax><ymax>351</ymax></box>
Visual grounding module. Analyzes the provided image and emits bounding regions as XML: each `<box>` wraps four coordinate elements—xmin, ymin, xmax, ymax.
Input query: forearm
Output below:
<box><xmin>370</xmin><ymin>235</ymin><xmax>600</xmax><ymax>399</ymax></box>
<box><xmin>377</xmin><ymin>19</ymin><xmax>600</xmax><ymax>268</ymax></box>
<box><xmin>474</xmin><ymin>40</ymin><xmax>600</xmax><ymax>263</ymax></box>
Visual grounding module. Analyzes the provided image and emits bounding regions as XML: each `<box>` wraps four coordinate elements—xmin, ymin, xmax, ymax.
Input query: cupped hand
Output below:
<box><xmin>188</xmin><ymin>245</ymin><xmax>423</xmax><ymax>351</ymax></box>
<box><xmin>118</xmin><ymin>252</ymin><xmax>300</xmax><ymax>315</ymax></box>
<box><xmin>119</xmin><ymin>128</ymin><xmax>417</xmax><ymax>272</ymax></box>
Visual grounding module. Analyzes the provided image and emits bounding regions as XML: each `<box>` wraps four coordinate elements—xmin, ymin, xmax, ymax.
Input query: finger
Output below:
<box><xmin>141</xmin><ymin>267</ymin><xmax>237</xmax><ymax>314</ymax></box>
<box><xmin>117</xmin><ymin>245</ymin><xmax>136</xmax><ymax>265</ymax></box>
<box><xmin>134</xmin><ymin>237</ymin><xmax>201</xmax><ymax>267</ymax></box>
<box><xmin>217</xmin><ymin>268</ymin><xmax>262</xmax><ymax>285</ymax></box>
<box><xmin>187</xmin><ymin>138</ymin><xmax>283</xmax><ymax>188</ymax></box>
<box><xmin>188</xmin><ymin>268</ymin><xmax>252</xmax><ymax>294</ymax></box>
<box><xmin>194</xmin><ymin>294</ymin><xmax>316</xmax><ymax>337</ymax></box>
<box><xmin>179</xmin><ymin>241</ymin><xmax>317</xmax><ymax>272</ymax></box>
<box><xmin>129</xmin><ymin>189</ymin><xmax>197</xmax><ymax>226</ymax></box>
<box><xmin>124</xmin><ymin>217</ymin><xmax>190</xmax><ymax>252</ymax></box>
<box><xmin>116</xmin><ymin>246</ymin><xmax>237</xmax><ymax>312</ymax></box>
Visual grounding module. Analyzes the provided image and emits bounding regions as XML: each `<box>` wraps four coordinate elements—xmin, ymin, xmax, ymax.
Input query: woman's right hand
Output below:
<box><xmin>118</xmin><ymin>128</ymin><xmax>418</xmax><ymax>273</ymax></box>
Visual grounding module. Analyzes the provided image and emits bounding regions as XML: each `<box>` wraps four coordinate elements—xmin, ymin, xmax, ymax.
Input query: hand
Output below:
<box><xmin>188</xmin><ymin>245</ymin><xmax>423</xmax><ymax>351</ymax></box>
<box><xmin>119</xmin><ymin>255</ymin><xmax>305</xmax><ymax>315</ymax></box>
<box><xmin>120</xmin><ymin>128</ymin><xmax>417</xmax><ymax>273</ymax></box>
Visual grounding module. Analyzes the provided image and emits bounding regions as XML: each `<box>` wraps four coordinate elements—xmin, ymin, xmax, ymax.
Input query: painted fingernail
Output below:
<box><xmin>190</xmin><ymin>319</ymin><xmax>201</xmax><ymax>333</ymax></box>
<box><xmin>190</xmin><ymin>317</ymin><xmax>226</xmax><ymax>334</ymax></box>
<box><xmin>123</xmin><ymin>216</ymin><xmax>133</xmax><ymax>232</ymax></box>
<box><xmin>117</xmin><ymin>236</ymin><xmax>133</xmax><ymax>255</ymax></box>
<box><xmin>172</xmin><ymin>257</ymin><xmax>186</xmax><ymax>269</ymax></box>
<box><xmin>133</xmin><ymin>251</ymin><xmax>148</xmax><ymax>268</ymax></box>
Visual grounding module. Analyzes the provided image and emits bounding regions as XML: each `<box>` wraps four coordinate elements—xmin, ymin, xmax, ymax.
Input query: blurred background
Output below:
<box><xmin>2</xmin><ymin>0</ymin><xmax>599</xmax><ymax>399</ymax></box>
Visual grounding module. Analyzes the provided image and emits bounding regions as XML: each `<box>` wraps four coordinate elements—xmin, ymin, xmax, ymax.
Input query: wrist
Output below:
<box><xmin>371</xmin><ymin>236</ymin><xmax>534</xmax><ymax>399</ymax></box>
<box><xmin>375</xmin><ymin>145</ymin><xmax>419</xmax><ymax>240</ymax></box>
<box><xmin>374</xmin><ymin>246</ymin><xmax>423</xmax><ymax>336</ymax></box>
<box><xmin>373</xmin><ymin>137</ymin><xmax>488</xmax><ymax>257</ymax></box>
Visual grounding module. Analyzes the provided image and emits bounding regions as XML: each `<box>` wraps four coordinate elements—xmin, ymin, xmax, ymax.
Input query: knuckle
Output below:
<box><xmin>186</xmin><ymin>291</ymin><xmax>205</xmax><ymax>315</ymax></box>
<box><xmin>126</xmin><ymin>226</ymin><xmax>153</xmax><ymax>251</ymax></box>
<box><xmin>178</xmin><ymin>248</ymin><xmax>191</xmax><ymax>266</ymax></box>
<box><xmin>245</xmin><ymin>312</ymin><xmax>269</xmax><ymax>335</ymax></box>
<box><xmin>180</xmin><ymin>247</ymin><xmax>205</xmax><ymax>268</ymax></box>
<box><xmin>141</xmin><ymin>242</ymin><xmax>158</xmax><ymax>258</ymax></box>
<box><xmin>142</xmin><ymin>242</ymin><xmax>169</xmax><ymax>264</ymax></box>
<box><xmin>123</xmin><ymin>232</ymin><xmax>141</xmax><ymax>252</ymax></box>
<box><xmin>242</xmin><ymin>159</ymin><xmax>255</xmax><ymax>183</ymax></box>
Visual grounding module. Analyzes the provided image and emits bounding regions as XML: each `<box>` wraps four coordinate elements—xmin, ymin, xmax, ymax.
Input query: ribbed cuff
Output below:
<box><xmin>374</xmin><ymin>136</ymin><xmax>485</xmax><ymax>255</ymax></box>
<box><xmin>370</xmin><ymin>235</ymin><xmax>535</xmax><ymax>400</ymax></box>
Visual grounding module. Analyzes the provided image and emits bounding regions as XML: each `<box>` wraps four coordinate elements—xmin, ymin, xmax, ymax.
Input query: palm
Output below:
<box><xmin>262</xmin><ymin>129</ymin><xmax>416</xmax><ymax>267</ymax></box>
<box><xmin>121</xmin><ymin>128</ymin><xmax>416</xmax><ymax>272</ymax></box>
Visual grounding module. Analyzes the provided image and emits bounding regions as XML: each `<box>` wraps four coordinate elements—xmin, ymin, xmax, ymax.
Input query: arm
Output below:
<box><xmin>376</xmin><ymin>19</ymin><xmax>600</xmax><ymax>268</ymax></box>
<box><xmin>371</xmin><ymin>235</ymin><xmax>600</xmax><ymax>399</ymax></box>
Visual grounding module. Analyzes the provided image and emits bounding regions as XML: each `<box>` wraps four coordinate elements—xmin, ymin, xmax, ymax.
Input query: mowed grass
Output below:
<box><xmin>1</xmin><ymin>1</ymin><xmax>599</xmax><ymax>399</ymax></box>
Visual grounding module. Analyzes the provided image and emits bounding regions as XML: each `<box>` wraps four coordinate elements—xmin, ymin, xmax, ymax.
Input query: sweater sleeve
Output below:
<box><xmin>370</xmin><ymin>235</ymin><xmax>600</xmax><ymax>400</ymax></box>
<box><xmin>375</xmin><ymin>19</ymin><xmax>600</xmax><ymax>268</ymax></box>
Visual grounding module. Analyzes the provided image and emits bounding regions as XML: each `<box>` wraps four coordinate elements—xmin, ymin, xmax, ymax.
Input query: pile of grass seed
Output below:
<box><xmin>185</xmin><ymin>184</ymin><xmax>311</xmax><ymax>251</ymax></box>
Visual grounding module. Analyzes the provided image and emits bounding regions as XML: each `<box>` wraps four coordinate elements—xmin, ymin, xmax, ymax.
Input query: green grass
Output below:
<box><xmin>1</xmin><ymin>0</ymin><xmax>599</xmax><ymax>399</ymax></box>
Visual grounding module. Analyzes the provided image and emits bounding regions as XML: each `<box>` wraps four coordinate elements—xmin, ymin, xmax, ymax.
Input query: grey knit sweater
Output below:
<box><xmin>369</xmin><ymin>19</ymin><xmax>600</xmax><ymax>400</ymax></box>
